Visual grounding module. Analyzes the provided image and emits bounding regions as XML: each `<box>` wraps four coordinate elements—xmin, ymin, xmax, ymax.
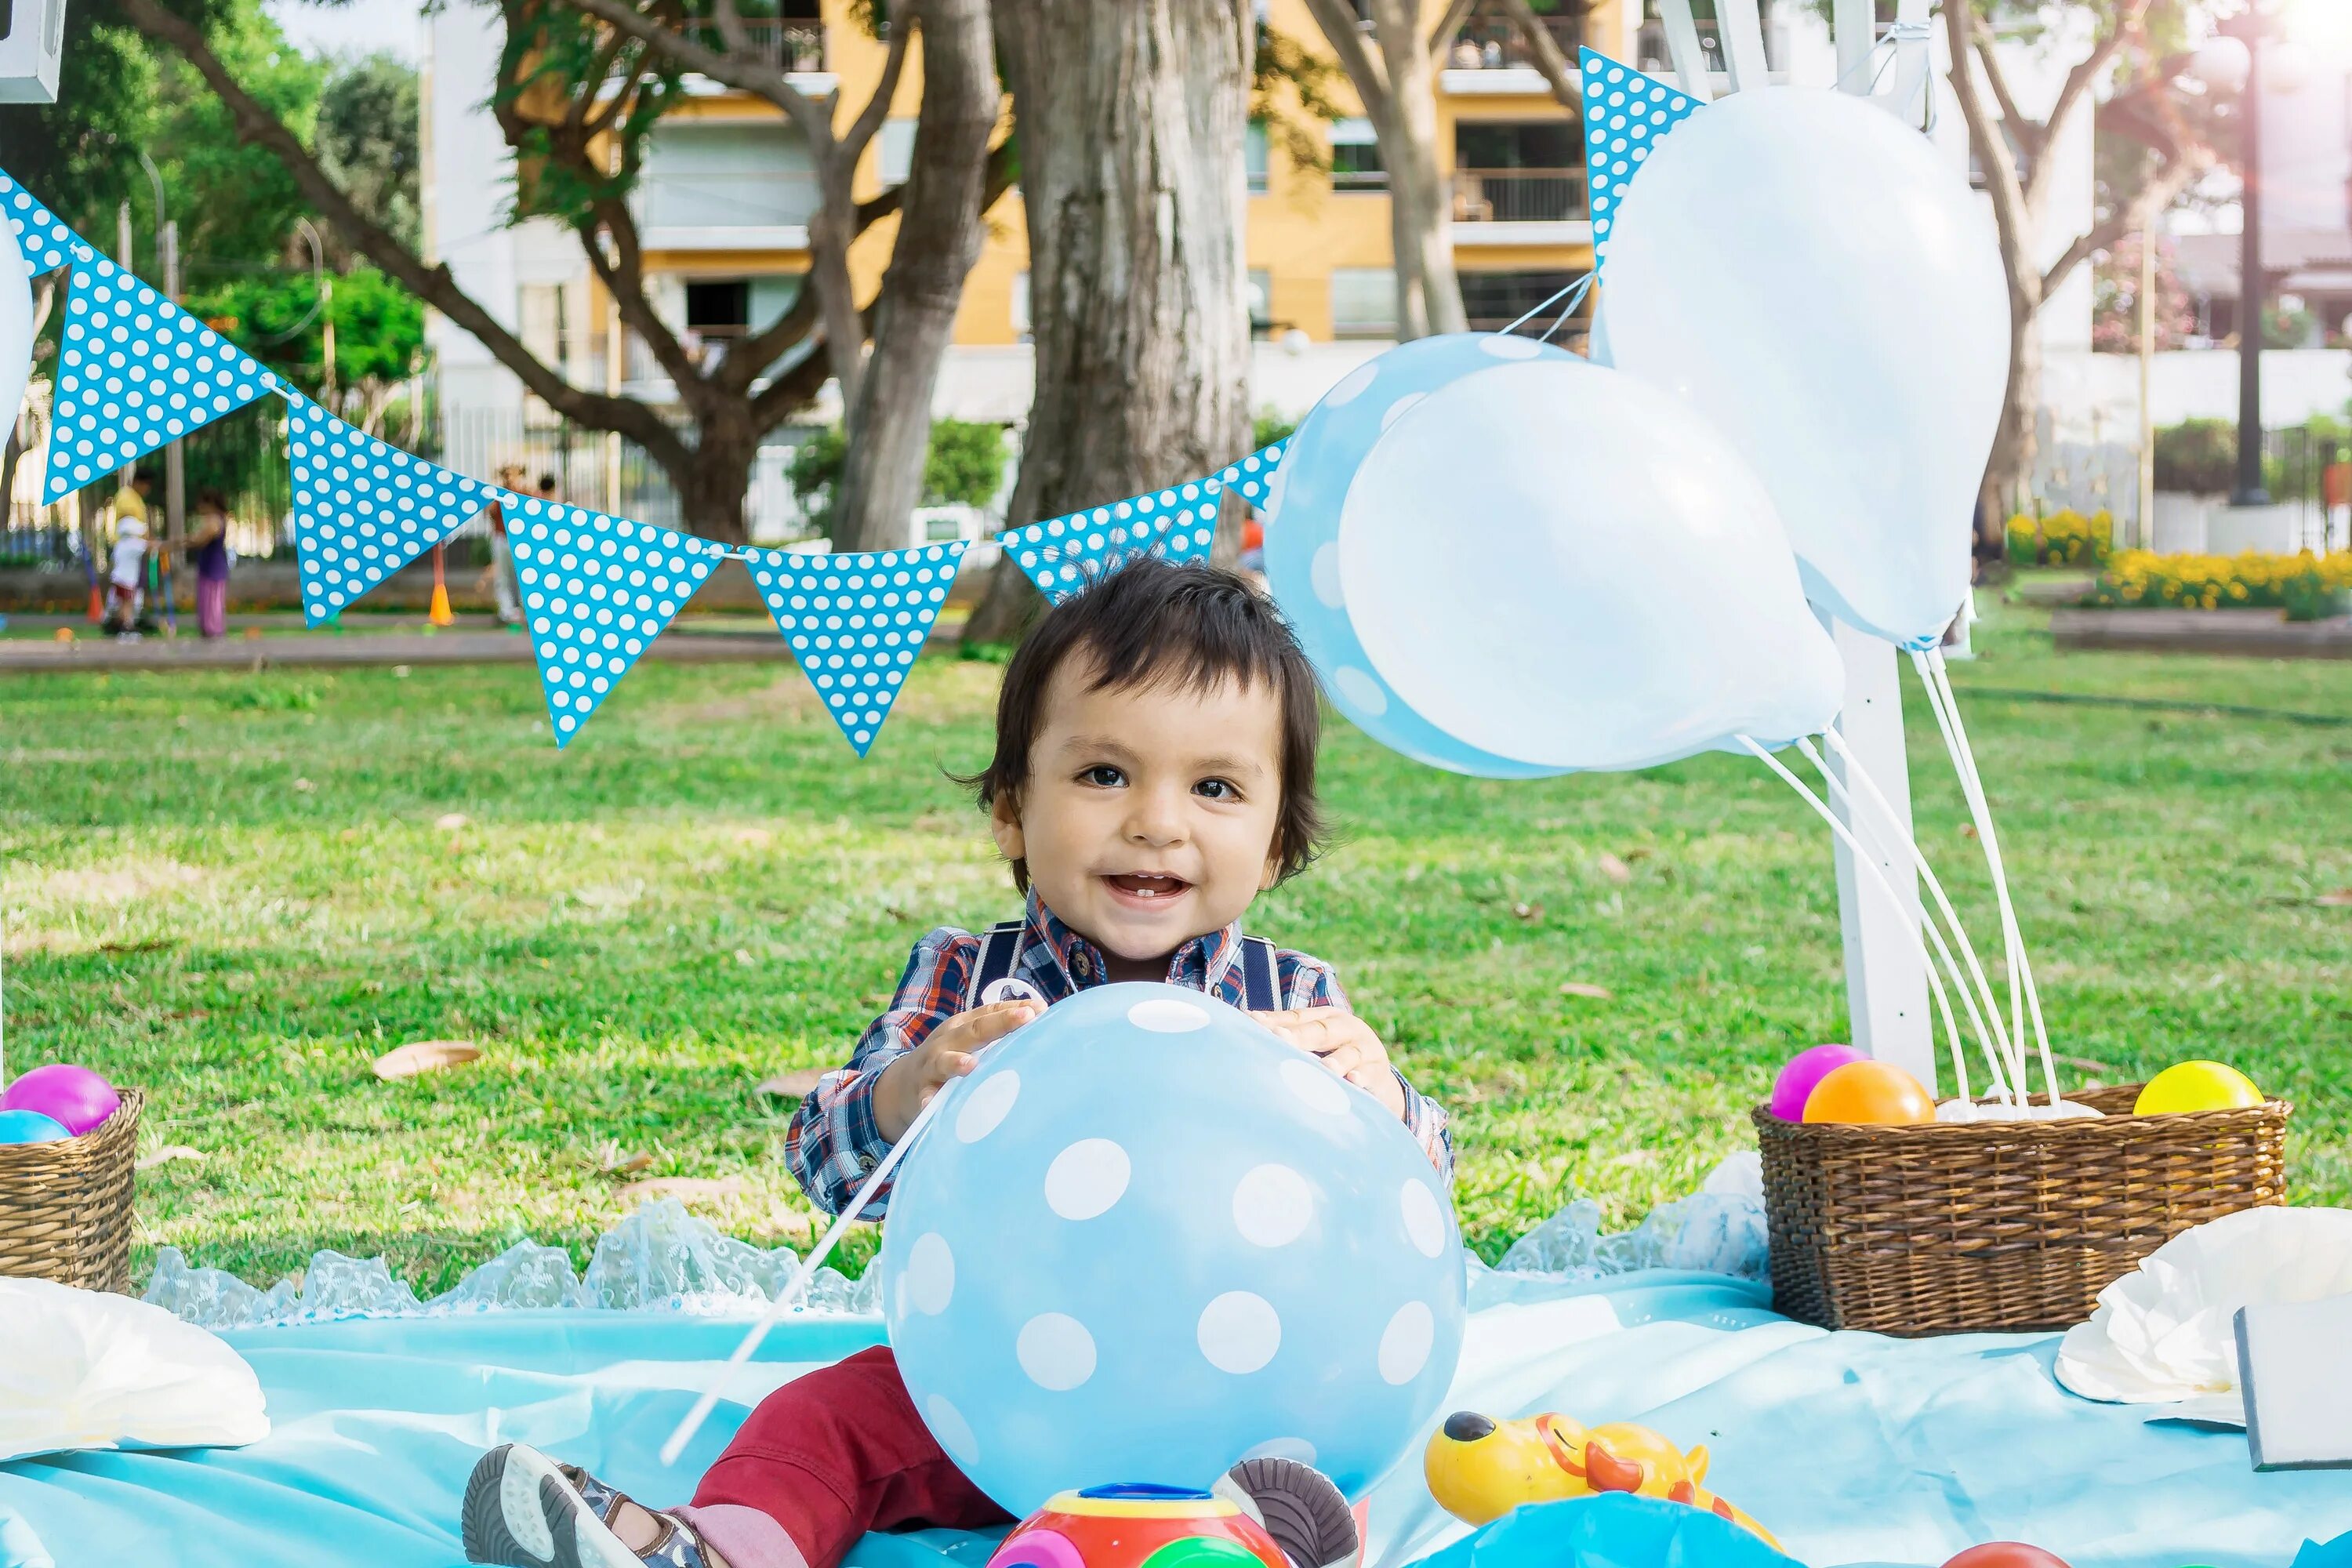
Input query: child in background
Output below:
<box><xmin>190</xmin><ymin>489</ymin><xmax>234</xmax><ymax>639</ymax></box>
<box><xmin>104</xmin><ymin>517</ymin><xmax>147</xmax><ymax>638</ymax></box>
<box><xmin>459</xmin><ymin>559</ymin><xmax>1454</xmax><ymax>1568</ymax></box>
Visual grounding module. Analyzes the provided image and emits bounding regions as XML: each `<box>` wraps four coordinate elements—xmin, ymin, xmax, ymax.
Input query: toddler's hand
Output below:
<box><xmin>874</xmin><ymin>998</ymin><xmax>1040</xmax><ymax>1144</ymax></box>
<box><xmin>1254</xmin><ymin>1006</ymin><xmax>1410</xmax><ymax>1121</ymax></box>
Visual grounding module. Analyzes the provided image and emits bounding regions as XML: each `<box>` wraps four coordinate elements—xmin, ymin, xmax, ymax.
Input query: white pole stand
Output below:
<box><xmin>1827</xmin><ymin>622</ymin><xmax>1936</xmax><ymax>1093</ymax></box>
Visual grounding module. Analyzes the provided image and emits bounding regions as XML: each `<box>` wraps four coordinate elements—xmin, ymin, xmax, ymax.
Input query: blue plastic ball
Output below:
<box><xmin>879</xmin><ymin>983</ymin><xmax>1467</xmax><ymax>1515</ymax></box>
<box><xmin>1264</xmin><ymin>332</ymin><xmax>1578</xmax><ymax>779</ymax></box>
<box><xmin>0</xmin><ymin>1109</ymin><xmax>72</xmax><ymax>1145</ymax></box>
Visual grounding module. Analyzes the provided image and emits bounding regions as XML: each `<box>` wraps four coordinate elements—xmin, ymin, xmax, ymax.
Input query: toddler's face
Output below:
<box><xmin>993</xmin><ymin>656</ymin><xmax>1287</xmax><ymax>980</ymax></box>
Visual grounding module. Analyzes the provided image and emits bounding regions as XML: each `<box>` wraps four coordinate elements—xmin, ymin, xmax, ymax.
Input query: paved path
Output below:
<box><xmin>0</xmin><ymin>627</ymin><xmax>831</xmax><ymax>673</ymax></box>
<box><xmin>2051</xmin><ymin>607</ymin><xmax>2352</xmax><ymax>659</ymax></box>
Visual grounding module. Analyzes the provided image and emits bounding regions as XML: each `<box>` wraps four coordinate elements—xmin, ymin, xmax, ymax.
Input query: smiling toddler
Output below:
<box><xmin>461</xmin><ymin>557</ymin><xmax>1453</xmax><ymax>1568</ymax></box>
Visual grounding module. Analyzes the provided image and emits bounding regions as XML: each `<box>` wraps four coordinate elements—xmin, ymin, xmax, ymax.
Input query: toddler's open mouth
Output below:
<box><xmin>1104</xmin><ymin>871</ymin><xmax>1191</xmax><ymax>902</ymax></box>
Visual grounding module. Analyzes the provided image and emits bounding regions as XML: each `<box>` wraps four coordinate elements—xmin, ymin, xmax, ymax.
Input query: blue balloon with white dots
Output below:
<box><xmin>879</xmin><ymin>982</ymin><xmax>1466</xmax><ymax>1515</ymax></box>
<box><xmin>1263</xmin><ymin>334</ymin><xmax>1578</xmax><ymax>779</ymax></box>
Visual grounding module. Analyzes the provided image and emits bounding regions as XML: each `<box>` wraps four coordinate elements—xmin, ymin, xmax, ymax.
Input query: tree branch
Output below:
<box><xmin>1943</xmin><ymin>0</ymin><xmax>2036</xmax><ymax>308</ymax></box>
<box><xmin>1969</xmin><ymin>20</ymin><xmax>2037</xmax><ymax>157</ymax></box>
<box><xmin>2037</xmin><ymin>0</ymin><xmax>2147</xmax><ymax>186</ymax></box>
<box><xmin>553</xmin><ymin>0</ymin><xmax>835</xmax><ymax>145</ymax></box>
<box><xmin>1497</xmin><ymin>0</ymin><xmax>1578</xmax><ymax>105</ymax></box>
<box><xmin>582</xmin><ymin>196</ymin><xmax>702</xmax><ymax>392</ymax></box>
<box><xmin>1427</xmin><ymin>0</ymin><xmax>1476</xmax><ymax>67</ymax></box>
<box><xmin>839</xmin><ymin>23</ymin><xmax>915</xmax><ymax>169</ymax></box>
<box><xmin>1302</xmin><ymin>0</ymin><xmax>1389</xmax><ymax>116</ymax></box>
<box><xmin>118</xmin><ymin>0</ymin><xmax>691</xmax><ymax>468</ymax></box>
<box><xmin>2042</xmin><ymin>140</ymin><xmax>2212</xmax><ymax>301</ymax></box>
<box><xmin>858</xmin><ymin>132</ymin><xmax>1015</xmax><ymax>233</ymax></box>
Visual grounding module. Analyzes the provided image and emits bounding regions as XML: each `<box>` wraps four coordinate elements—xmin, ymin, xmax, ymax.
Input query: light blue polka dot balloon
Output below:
<box><xmin>40</xmin><ymin>252</ymin><xmax>276</xmax><ymax>504</ymax></box>
<box><xmin>1581</xmin><ymin>49</ymin><xmax>1706</xmax><ymax>267</ymax></box>
<box><xmin>505</xmin><ymin>495</ymin><xmax>726</xmax><ymax>746</ymax></box>
<box><xmin>1263</xmin><ymin>334</ymin><xmax>1575</xmax><ymax>779</ymax></box>
<box><xmin>289</xmin><ymin>399</ymin><xmax>495</xmax><ymax>624</ymax></box>
<box><xmin>880</xmin><ymin>982</ymin><xmax>1466</xmax><ymax>1515</ymax></box>
<box><xmin>746</xmin><ymin>541</ymin><xmax>970</xmax><ymax>756</ymax></box>
<box><xmin>1000</xmin><ymin>441</ymin><xmax>1288</xmax><ymax>603</ymax></box>
<box><xmin>0</xmin><ymin>170</ymin><xmax>89</xmax><ymax>280</ymax></box>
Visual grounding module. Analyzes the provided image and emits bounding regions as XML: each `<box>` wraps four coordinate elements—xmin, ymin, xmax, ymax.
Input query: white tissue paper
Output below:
<box><xmin>0</xmin><ymin>1275</ymin><xmax>270</xmax><ymax>1462</ymax></box>
<box><xmin>2055</xmin><ymin>1207</ymin><xmax>2352</xmax><ymax>1426</ymax></box>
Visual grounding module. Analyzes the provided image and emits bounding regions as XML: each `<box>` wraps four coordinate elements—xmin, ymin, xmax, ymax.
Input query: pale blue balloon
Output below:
<box><xmin>1265</xmin><ymin>334</ymin><xmax>1577</xmax><ymax>779</ymax></box>
<box><xmin>879</xmin><ymin>983</ymin><xmax>1467</xmax><ymax>1515</ymax></box>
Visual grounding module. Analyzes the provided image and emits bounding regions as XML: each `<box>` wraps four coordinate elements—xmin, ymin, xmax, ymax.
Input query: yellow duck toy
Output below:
<box><xmin>1422</xmin><ymin>1410</ymin><xmax>1780</xmax><ymax>1549</ymax></box>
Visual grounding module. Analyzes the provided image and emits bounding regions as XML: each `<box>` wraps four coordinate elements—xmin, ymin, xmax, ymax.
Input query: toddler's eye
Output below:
<box><xmin>1080</xmin><ymin>764</ymin><xmax>1126</xmax><ymax>788</ymax></box>
<box><xmin>1195</xmin><ymin>778</ymin><xmax>1239</xmax><ymax>801</ymax></box>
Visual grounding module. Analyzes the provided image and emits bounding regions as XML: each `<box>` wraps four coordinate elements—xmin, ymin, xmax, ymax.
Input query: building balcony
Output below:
<box><xmin>1451</xmin><ymin>167</ymin><xmax>1592</xmax><ymax>246</ymax></box>
<box><xmin>684</xmin><ymin>20</ymin><xmax>827</xmax><ymax>75</ymax></box>
<box><xmin>1634</xmin><ymin>17</ymin><xmax>1788</xmax><ymax>84</ymax></box>
<box><xmin>630</xmin><ymin>169</ymin><xmax>818</xmax><ymax>252</ymax></box>
<box><xmin>1439</xmin><ymin>7</ymin><xmax>1583</xmax><ymax>94</ymax></box>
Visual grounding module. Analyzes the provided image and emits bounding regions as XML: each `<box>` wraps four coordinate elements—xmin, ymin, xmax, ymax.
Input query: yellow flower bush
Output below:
<box><xmin>2007</xmin><ymin>508</ymin><xmax>2114</xmax><ymax>567</ymax></box>
<box><xmin>2092</xmin><ymin>550</ymin><xmax>2352</xmax><ymax>612</ymax></box>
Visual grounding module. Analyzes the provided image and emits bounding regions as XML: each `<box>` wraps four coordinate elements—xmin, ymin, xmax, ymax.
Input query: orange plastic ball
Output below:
<box><xmin>1802</xmin><ymin>1059</ymin><xmax>1935</xmax><ymax>1125</ymax></box>
<box><xmin>1940</xmin><ymin>1546</ymin><xmax>2071</xmax><ymax>1568</ymax></box>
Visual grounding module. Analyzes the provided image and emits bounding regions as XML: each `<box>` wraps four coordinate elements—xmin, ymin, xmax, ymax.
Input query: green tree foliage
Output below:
<box><xmin>316</xmin><ymin>53</ymin><xmax>423</xmax><ymax>257</ymax></box>
<box><xmin>186</xmin><ymin>267</ymin><xmax>425</xmax><ymax>408</ymax></box>
<box><xmin>1253</xmin><ymin>410</ymin><xmax>1298</xmax><ymax>448</ymax></box>
<box><xmin>787</xmin><ymin>420</ymin><xmax>1009</xmax><ymax>539</ymax></box>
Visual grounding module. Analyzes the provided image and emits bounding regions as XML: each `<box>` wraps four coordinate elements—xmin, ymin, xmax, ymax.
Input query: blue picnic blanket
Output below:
<box><xmin>5</xmin><ymin>1269</ymin><xmax>2350</xmax><ymax>1568</ymax></box>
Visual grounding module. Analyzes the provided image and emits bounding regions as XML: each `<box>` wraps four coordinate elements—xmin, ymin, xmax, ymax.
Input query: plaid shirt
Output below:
<box><xmin>786</xmin><ymin>895</ymin><xmax>1455</xmax><ymax>1218</ymax></box>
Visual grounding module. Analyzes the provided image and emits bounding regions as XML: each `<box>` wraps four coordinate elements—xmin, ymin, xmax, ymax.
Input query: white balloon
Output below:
<box><xmin>0</xmin><ymin>218</ymin><xmax>31</xmax><ymax>459</ymax></box>
<box><xmin>1339</xmin><ymin>357</ymin><xmax>1842</xmax><ymax>771</ymax></box>
<box><xmin>1602</xmin><ymin>86</ymin><xmax>2010</xmax><ymax>647</ymax></box>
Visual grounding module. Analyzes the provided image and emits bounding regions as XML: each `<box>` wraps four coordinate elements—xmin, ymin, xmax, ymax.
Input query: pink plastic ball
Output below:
<box><xmin>0</xmin><ymin>1064</ymin><xmax>121</xmax><ymax>1136</ymax></box>
<box><xmin>1769</xmin><ymin>1044</ymin><xmax>1868</xmax><ymax>1121</ymax></box>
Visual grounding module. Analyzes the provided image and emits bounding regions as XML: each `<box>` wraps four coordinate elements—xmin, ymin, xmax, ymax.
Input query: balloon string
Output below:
<box><xmin>1913</xmin><ymin>647</ymin><xmax>2060</xmax><ymax>1105</ymax></box>
<box><xmin>1496</xmin><ymin>272</ymin><xmax>1595</xmax><ymax>341</ymax></box>
<box><xmin>1800</xmin><ymin>733</ymin><xmax>2019</xmax><ymax>1102</ymax></box>
<box><xmin>1738</xmin><ymin>735</ymin><xmax>2013</xmax><ymax>1105</ymax></box>
<box><xmin>658</xmin><ymin>1080</ymin><xmax>955</xmax><ymax>1468</ymax></box>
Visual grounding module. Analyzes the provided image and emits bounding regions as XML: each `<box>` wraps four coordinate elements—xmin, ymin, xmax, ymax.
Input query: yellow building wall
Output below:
<box><xmin>623</xmin><ymin>0</ymin><xmax>1617</xmax><ymax>355</ymax></box>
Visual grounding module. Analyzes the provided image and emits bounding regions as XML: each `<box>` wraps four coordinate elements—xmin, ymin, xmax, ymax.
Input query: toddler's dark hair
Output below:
<box><xmin>963</xmin><ymin>557</ymin><xmax>1327</xmax><ymax>892</ymax></box>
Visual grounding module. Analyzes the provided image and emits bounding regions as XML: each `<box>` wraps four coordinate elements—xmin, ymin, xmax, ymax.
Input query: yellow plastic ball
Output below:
<box><xmin>2134</xmin><ymin>1061</ymin><xmax>2263</xmax><ymax>1116</ymax></box>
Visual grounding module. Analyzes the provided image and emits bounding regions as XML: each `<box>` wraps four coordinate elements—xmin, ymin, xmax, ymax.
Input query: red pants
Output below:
<box><xmin>196</xmin><ymin>575</ymin><xmax>228</xmax><ymax>638</ymax></box>
<box><xmin>684</xmin><ymin>1346</ymin><xmax>1011</xmax><ymax>1568</ymax></box>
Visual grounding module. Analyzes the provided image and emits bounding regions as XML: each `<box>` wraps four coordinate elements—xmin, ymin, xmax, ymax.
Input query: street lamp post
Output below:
<box><xmin>2223</xmin><ymin>9</ymin><xmax>2271</xmax><ymax>507</ymax></box>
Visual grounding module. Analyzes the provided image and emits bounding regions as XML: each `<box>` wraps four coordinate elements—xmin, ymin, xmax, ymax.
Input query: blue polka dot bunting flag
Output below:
<box><xmin>288</xmin><ymin>400</ymin><xmax>495</xmax><ymax>623</ymax></box>
<box><xmin>1581</xmin><ymin>48</ymin><xmax>1705</xmax><ymax>267</ymax></box>
<box><xmin>745</xmin><ymin>540</ymin><xmax>968</xmax><ymax>755</ymax></box>
<box><xmin>996</xmin><ymin>440</ymin><xmax>1289</xmax><ymax>603</ymax></box>
<box><xmin>504</xmin><ymin>495</ymin><xmax>727</xmax><ymax>746</ymax></box>
<box><xmin>0</xmin><ymin>168</ymin><xmax>90</xmax><ymax>278</ymax></box>
<box><xmin>41</xmin><ymin>252</ymin><xmax>278</xmax><ymax>503</ymax></box>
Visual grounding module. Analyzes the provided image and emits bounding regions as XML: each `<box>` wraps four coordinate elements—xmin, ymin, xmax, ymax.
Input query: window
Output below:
<box><xmin>1330</xmin><ymin>118</ymin><xmax>1385</xmax><ymax>191</ymax></box>
<box><xmin>925</xmin><ymin>514</ymin><xmax>966</xmax><ymax>542</ymax></box>
<box><xmin>1453</xmin><ymin>122</ymin><xmax>1587</xmax><ymax>223</ymax></box>
<box><xmin>1247</xmin><ymin>122</ymin><xmax>1270</xmax><ymax>195</ymax></box>
<box><xmin>686</xmin><ymin>279</ymin><xmax>753</xmax><ymax>339</ymax></box>
<box><xmin>1330</xmin><ymin>268</ymin><xmax>1396</xmax><ymax>339</ymax></box>
<box><xmin>1454</xmin><ymin>121</ymin><xmax>1581</xmax><ymax>170</ymax></box>
<box><xmin>878</xmin><ymin>120</ymin><xmax>917</xmax><ymax>188</ymax></box>
<box><xmin>1247</xmin><ymin>269</ymin><xmax>1273</xmax><ymax>339</ymax></box>
<box><xmin>1460</xmin><ymin>270</ymin><xmax>1588</xmax><ymax>335</ymax></box>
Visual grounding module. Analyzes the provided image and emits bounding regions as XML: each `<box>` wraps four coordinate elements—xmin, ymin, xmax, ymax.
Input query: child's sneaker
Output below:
<box><xmin>462</xmin><ymin>1443</ymin><xmax>717</xmax><ymax>1568</ymax></box>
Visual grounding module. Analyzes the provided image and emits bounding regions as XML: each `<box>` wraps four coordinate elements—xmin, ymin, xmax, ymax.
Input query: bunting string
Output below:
<box><xmin>0</xmin><ymin>161</ymin><xmax>1294</xmax><ymax>755</ymax></box>
<box><xmin>1581</xmin><ymin>47</ymin><xmax>1706</xmax><ymax>267</ymax></box>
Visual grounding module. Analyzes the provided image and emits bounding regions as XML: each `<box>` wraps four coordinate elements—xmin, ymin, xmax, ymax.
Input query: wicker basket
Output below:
<box><xmin>0</xmin><ymin>1087</ymin><xmax>143</xmax><ymax>1293</ymax></box>
<box><xmin>1755</xmin><ymin>1083</ymin><xmax>2288</xmax><ymax>1334</ymax></box>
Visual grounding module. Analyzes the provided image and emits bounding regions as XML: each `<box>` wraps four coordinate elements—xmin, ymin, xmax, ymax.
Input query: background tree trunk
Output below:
<box><xmin>965</xmin><ymin>0</ymin><xmax>1254</xmax><ymax>645</ymax></box>
<box><xmin>834</xmin><ymin>0</ymin><xmax>999</xmax><ymax>554</ymax></box>
<box><xmin>1370</xmin><ymin>0</ymin><xmax>1465</xmax><ymax>337</ymax></box>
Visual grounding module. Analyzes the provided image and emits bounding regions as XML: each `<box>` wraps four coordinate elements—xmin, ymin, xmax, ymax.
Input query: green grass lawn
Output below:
<box><xmin>2</xmin><ymin>592</ymin><xmax>2347</xmax><ymax>1295</ymax></box>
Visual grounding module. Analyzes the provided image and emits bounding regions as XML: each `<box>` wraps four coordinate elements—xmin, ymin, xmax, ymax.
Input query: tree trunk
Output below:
<box><xmin>1982</xmin><ymin>296</ymin><xmax>2044</xmax><ymax>550</ymax></box>
<box><xmin>833</xmin><ymin>0</ymin><xmax>1000</xmax><ymax>555</ymax></box>
<box><xmin>1373</xmin><ymin>0</ymin><xmax>1464</xmax><ymax>338</ymax></box>
<box><xmin>966</xmin><ymin>0</ymin><xmax>1255</xmax><ymax>645</ymax></box>
<box><xmin>673</xmin><ymin>425</ymin><xmax>759</xmax><ymax>544</ymax></box>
